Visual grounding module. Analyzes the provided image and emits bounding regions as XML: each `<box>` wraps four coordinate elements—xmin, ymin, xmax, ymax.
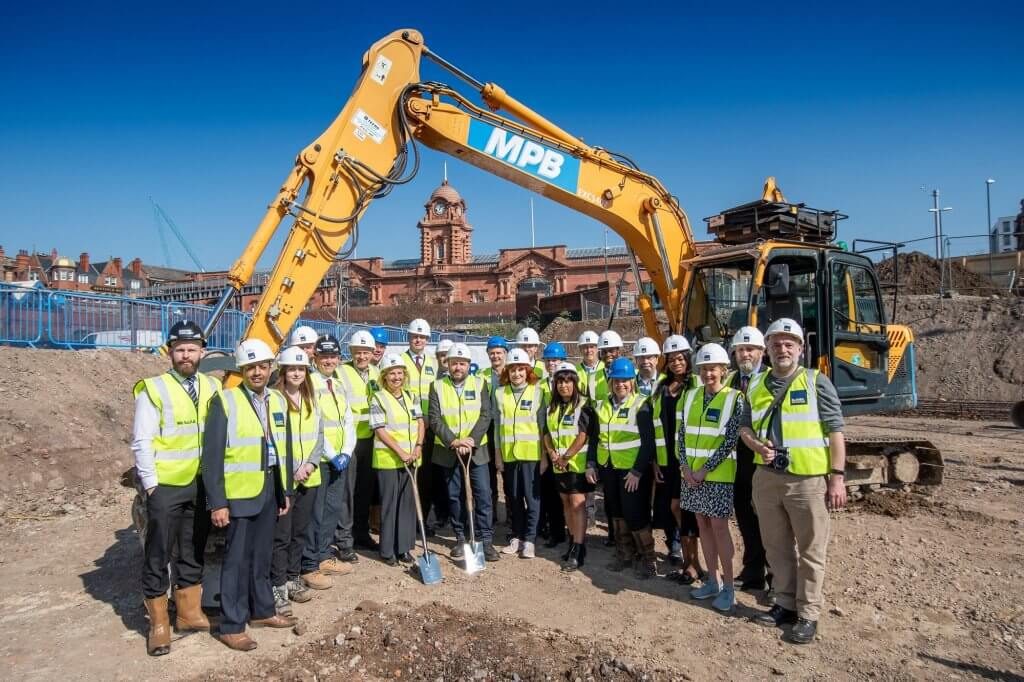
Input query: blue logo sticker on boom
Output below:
<box><xmin>467</xmin><ymin>119</ymin><xmax>580</xmax><ymax>194</ymax></box>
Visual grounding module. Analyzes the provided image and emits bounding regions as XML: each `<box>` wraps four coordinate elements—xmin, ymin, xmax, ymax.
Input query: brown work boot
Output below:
<box><xmin>144</xmin><ymin>595</ymin><xmax>171</xmax><ymax>656</ymax></box>
<box><xmin>218</xmin><ymin>632</ymin><xmax>257</xmax><ymax>651</ymax></box>
<box><xmin>251</xmin><ymin>614</ymin><xmax>298</xmax><ymax>628</ymax></box>
<box><xmin>632</xmin><ymin>527</ymin><xmax>658</xmax><ymax>579</ymax></box>
<box><xmin>319</xmin><ymin>558</ymin><xmax>353</xmax><ymax>576</ymax></box>
<box><xmin>607</xmin><ymin>519</ymin><xmax>635</xmax><ymax>572</ymax></box>
<box><xmin>301</xmin><ymin>571</ymin><xmax>332</xmax><ymax>590</ymax></box>
<box><xmin>173</xmin><ymin>584</ymin><xmax>210</xmax><ymax>631</ymax></box>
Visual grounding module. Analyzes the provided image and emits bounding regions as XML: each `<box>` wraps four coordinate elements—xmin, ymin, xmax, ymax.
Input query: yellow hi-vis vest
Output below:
<box><xmin>545</xmin><ymin>400</ymin><xmax>587</xmax><ymax>474</ymax></box>
<box><xmin>651</xmin><ymin>391</ymin><xmax>668</xmax><ymax>466</ymax></box>
<box><xmin>499</xmin><ymin>383</ymin><xmax>542</xmax><ymax>463</ymax></box>
<box><xmin>220</xmin><ymin>387</ymin><xmax>289</xmax><ymax>500</ymax></box>
<box><xmin>336</xmin><ymin>363</ymin><xmax>380</xmax><ymax>440</ymax></box>
<box><xmin>401</xmin><ymin>351</ymin><xmax>437</xmax><ymax>416</ymax></box>
<box><xmin>433</xmin><ymin>375</ymin><xmax>488</xmax><ymax>446</ymax></box>
<box><xmin>371</xmin><ymin>389</ymin><xmax>421</xmax><ymax>470</ymax></box>
<box><xmin>287</xmin><ymin>398</ymin><xmax>322</xmax><ymax>488</ymax></box>
<box><xmin>133</xmin><ymin>372</ymin><xmax>221</xmax><ymax>486</ymax></box>
<box><xmin>577</xmin><ymin>361</ymin><xmax>607</xmax><ymax>404</ymax></box>
<box><xmin>311</xmin><ymin>372</ymin><xmax>349</xmax><ymax>460</ymax></box>
<box><xmin>595</xmin><ymin>392</ymin><xmax>645</xmax><ymax>470</ymax></box>
<box><xmin>747</xmin><ymin>368</ymin><xmax>830</xmax><ymax>476</ymax></box>
<box><xmin>680</xmin><ymin>385</ymin><xmax>740</xmax><ymax>483</ymax></box>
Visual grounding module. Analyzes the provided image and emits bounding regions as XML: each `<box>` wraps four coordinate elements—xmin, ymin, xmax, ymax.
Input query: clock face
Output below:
<box><xmin>432</xmin><ymin>201</ymin><xmax>446</xmax><ymax>215</ymax></box>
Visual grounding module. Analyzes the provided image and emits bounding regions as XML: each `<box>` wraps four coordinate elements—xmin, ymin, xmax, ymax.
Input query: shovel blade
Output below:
<box><xmin>416</xmin><ymin>551</ymin><xmax>443</xmax><ymax>585</ymax></box>
<box><xmin>463</xmin><ymin>542</ymin><xmax>485</xmax><ymax>574</ymax></box>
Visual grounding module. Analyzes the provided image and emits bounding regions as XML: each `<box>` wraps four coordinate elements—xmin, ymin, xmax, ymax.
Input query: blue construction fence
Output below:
<box><xmin>0</xmin><ymin>283</ymin><xmax>487</xmax><ymax>353</ymax></box>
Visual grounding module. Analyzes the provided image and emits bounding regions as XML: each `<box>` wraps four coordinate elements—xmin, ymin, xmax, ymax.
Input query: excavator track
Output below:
<box><xmin>843</xmin><ymin>435</ymin><xmax>943</xmax><ymax>489</ymax></box>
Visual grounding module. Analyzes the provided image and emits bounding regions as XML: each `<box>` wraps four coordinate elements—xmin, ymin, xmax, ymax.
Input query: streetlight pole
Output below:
<box><xmin>928</xmin><ymin>189</ymin><xmax>952</xmax><ymax>295</ymax></box>
<box><xmin>986</xmin><ymin>178</ymin><xmax>995</xmax><ymax>282</ymax></box>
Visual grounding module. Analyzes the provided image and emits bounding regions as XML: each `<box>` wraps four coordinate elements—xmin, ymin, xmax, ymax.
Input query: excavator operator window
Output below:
<box><xmin>684</xmin><ymin>259</ymin><xmax>755</xmax><ymax>344</ymax></box>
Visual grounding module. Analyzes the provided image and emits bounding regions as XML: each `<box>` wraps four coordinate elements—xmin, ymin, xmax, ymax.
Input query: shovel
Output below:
<box><xmin>458</xmin><ymin>450</ymin><xmax>486</xmax><ymax>574</ymax></box>
<box><xmin>404</xmin><ymin>461</ymin><xmax>443</xmax><ymax>585</ymax></box>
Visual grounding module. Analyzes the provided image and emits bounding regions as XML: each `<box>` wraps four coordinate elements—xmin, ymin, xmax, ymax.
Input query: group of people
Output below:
<box><xmin>131</xmin><ymin>314</ymin><xmax>848</xmax><ymax>654</ymax></box>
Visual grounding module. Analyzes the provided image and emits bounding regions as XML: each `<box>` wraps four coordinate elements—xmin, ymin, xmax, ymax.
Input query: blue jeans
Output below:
<box><xmin>504</xmin><ymin>460</ymin><xmax>540</xmax><ymax>543</ymax></box>
<box><xmin>441</xmin><ymin>459</ymin><xmax>494</xmax><ymax>543</ymax></box>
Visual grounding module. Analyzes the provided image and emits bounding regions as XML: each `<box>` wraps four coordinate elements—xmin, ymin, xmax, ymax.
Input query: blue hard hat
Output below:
<box><xmin>542</xmin><ymin>341</ymin><xmax>567</xmax><ymax>360</ymax></box>
<box><xmin>486</xmin><ymin>336</ymin><xmax>510</xmax><ymax>350</ymax></box>
<box><xmin>370</xmin><ymin>327</ymin><xmax>389</xmax><ymax>345</ymax></box>
<box><xmin>606</xmin><ymin>357</ymin><xmax>637</xmax><ymax>380</ymax></box>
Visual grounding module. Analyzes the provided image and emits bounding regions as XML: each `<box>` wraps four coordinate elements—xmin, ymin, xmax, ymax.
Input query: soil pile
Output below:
<box><xmin>876</xmin><ymin>251</ymin><xmax>994</xmax><ymax>295</ymax></box>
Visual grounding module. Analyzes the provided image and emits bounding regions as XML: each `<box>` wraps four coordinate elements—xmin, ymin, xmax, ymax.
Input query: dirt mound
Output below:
<box><xmin>0</xmin><ymin>346</ymin><xmax>166</xmax><ymax>519</ymax></box>
<box><xmin>198</xmin><ymin>601</ymin><xmax>669</xmax><ymax>682</ymax></box>
<box><xmin>876</xmin><ymin>251</ymin><xmax>994</xmax><ymax>295</ymax></box>
<box><xmin>541</xmin><ymin>314</ymin><xmax>666</xmax><ymax>350</ymax></box>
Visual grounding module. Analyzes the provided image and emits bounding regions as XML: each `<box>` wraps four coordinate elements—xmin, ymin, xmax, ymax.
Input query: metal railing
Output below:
<box><xmin>0</xmin><ymin>284</ymin><xmax>487</xmax><ymax>352</ymax></box>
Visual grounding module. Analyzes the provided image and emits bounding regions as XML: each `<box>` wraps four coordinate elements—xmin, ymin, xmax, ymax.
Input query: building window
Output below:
<box><xmin>105</xmin><ymin>276</ymin><xmax>117</xmax><ymax>286</ymax></box>
<box><xmin>434</xmin><ymin>238</ymin><xmax>445</xmax><ymax>263</ymax></box>
<box><xmin>78</xmin><ymin>274</ymin><xmax>89</xmax><ymax>284</ymax></box>
<box><xmin>29</xmin><ymin>271</ymin><xmax>39</xmax><ymax>281</ymax></box>
<box><xmin>1004</xmin><ymin>234</ymin><xmax>1012</xmax><ymax>247</ymax></box>
<box><xmin>130</xmin><ymin>280</ymin><xmax>141</xmax><ymax>290</ymax></box>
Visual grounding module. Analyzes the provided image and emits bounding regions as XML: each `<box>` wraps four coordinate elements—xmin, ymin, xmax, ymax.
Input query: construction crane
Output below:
<box><xmin>149</xmin><ymin>197</ymin><xmax>206</xmax><ymax>272</ymax></box>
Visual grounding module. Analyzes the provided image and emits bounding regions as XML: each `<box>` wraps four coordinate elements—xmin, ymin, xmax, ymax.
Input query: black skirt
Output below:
<box><xmin>652</xmin><ymin>462</ymin><xmax>681</xmax><ymax>530</ymax></box>
<box><xmin>555</xmin><ymin>471</ymin><xmax>595</xmax><ymax>495</ymax></box>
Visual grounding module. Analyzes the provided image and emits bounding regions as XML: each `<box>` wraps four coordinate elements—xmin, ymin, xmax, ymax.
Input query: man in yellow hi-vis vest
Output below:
<box><xmin>202</xmin><ymin>339</ymin><xmax>296</xmax><ymax>651</ymax></box>
<box><xmin>131</xmin><ymin>321</ymin><xmax>220</xmax><ymax>657</ymax></box>
<box><xmin>739</xmin><ymin>318</ymin><xmax>847</xmax><ymax>646</ymax></box>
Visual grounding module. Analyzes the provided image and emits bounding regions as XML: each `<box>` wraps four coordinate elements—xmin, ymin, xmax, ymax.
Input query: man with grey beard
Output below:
<box><xmin>740</xmin><ymin>318</ymin><xmax>846</xmax><ymax>645</ymax></box>
<box><xmin>726</xmin><ymin>326</ymin><xmax>769</xmax><ymax>593</ymax></box>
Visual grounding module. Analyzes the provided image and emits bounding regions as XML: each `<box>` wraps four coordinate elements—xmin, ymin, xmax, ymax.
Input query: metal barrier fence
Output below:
<box><xmin>0</xmin><ymin>284</ymin><xmax>487</xmax><ymax>352</ymax></box>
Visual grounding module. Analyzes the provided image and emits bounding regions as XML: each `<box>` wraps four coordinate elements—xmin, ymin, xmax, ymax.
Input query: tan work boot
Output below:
<box><xmin>607</xmin><ymin>519</ymin><xmax>635</xmax><ymax>572</ymax></box>
<box><xmin>301</xmin><ymin>570</ymin><xmax>333</xmax><ymax>590</ymax></box>
<box><xmin>218</xmin><ymin>631</ymin><xmax>257</xmax><ymax>651</ymax></box>
<box><xmin>173</xmin><ymin>584</ymin><xmax>210</xmax><ymax>631</ymax></box>
<box><xmin>319</xmin><ymin>557</ymin><xmax>353</xmax><ymax>576</ymax></box>
<box><xmin>144</xmin><ymin>595</ymin><xmax>171</xmax><ymax>656</ymax></box>
<box><xmin>632</xmin><ymin>527</ymin><xmax>658</xmax><ymax>579</ymax></box>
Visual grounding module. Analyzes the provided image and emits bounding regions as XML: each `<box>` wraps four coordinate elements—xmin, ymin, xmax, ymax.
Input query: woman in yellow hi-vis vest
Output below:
<box><xmin>270</xmin><ymin>347</ymin><xmax>325</xmax><ymax>617</ymax></box>
<box><xmin>495</xmin><ymin>348</ymin><xmax>546</xmax><ymax>559</ymax></box>
<box><xmin>585</xmin><ymin>357</ymin><xmax>659</xmax><ymax>579</ymax></box>
<box><xmin>680</xmin><ymin>343</ymin><xmax>746</xmax><ymax>614</ymax></box>
<box><xmin>369</xmin><ymin>354</ymin><xmax>425</xmax><ymax>566</ymax></box>
<box><xmin>542</xmin><ymin>362</ymin><xmax>596</xmax><ymax>572</ymax></box>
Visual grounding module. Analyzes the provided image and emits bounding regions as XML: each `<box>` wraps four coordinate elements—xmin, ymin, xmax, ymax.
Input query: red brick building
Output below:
<box><xmin>0</xmin><ymin>246</ymin><xmax>190</xmax><ymax>295</ymax></box>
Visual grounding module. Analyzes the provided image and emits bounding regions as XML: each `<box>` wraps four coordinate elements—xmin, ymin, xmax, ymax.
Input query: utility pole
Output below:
<box><xmin>986</xmin><ymin>178</ymin><xmax>995</xmax><ymax>283</ymax></box>
<box><xmin>928</xmin><ymin>189</ymin><xmax>952</xmax><ymax>295</ymax></box>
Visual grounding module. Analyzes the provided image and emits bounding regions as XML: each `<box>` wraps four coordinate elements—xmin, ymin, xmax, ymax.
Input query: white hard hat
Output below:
<box><xmin>731</xmin><ymin>326</ymin><xmax>766</xmax><ymax>349</ymax></box>
<box><xmin>348</xmin><ymin>330</ymin><xmax>375</xmax><ymax>350</ymax></box>
<box><xmin>662</xmin><ymin>334</ymin><xmax>691</xmax><ymax>354</ymax></box>
<box><xmin>277</xmin><ymin>346</ymin><xmax>310</xmax><ymax>367</ymax></box>
<box><xmin>515</xmin><ymin>327</ymin><xmax>540</xmax><ymax>345</ymax></box>
<box><xmin>379</xmin><ymin>353</ymin><xmax>407</xmax><ymax>373</ymax></box>
<box><xmin>597</xmin><ymin>330</ymin><xmax>623</xmax><ymax>350</ymax></box>
<box><xmin>506</xmin><ymin>348</ymin><xmax>532</xmax><ymax>366</ymax></box>
<box><xmin>236</xmin><ymin>338</ymin><xmax>275</xmax><ymax>367</ymax></box>
<box><xmin>436</xmin><ymin>339</ymin><xmax>454</xmax><ymax>353</ymax></box>
<box><xmin>447</xmin><ymin>343</ymin><xmax>472</xmax><ymax>361</ymax></box>
<box><xmin>765</xmin><ymin>318</ymin><xmax>804</xmax><ymax>343</ymax></box>
<box><xmin>577</xmin><ymin>330</ymin><xmax>599</xmax><ymax>346</ymax></box>
<box><xmin>407</xmin><ymin>318</ymin><xmax>431</xmax><ymax>337</ymax></box>
<box><xmin>288</xmin><ymin>325</ymin><xmax>319</xmax><ymax>347</ymax></box>
<box><xmin>553</xmin><ymin>361</ymin><xmax>579</xmax><ymax>377</ymax></box>
<box><xmin>694</xmin><ymin>343</ymin><xmax>731</xmax><ymax>367</ymax></box>
<box><xmin>633</xmin><ymin>336</ymin><xmax>660</xmax><ymax>357</ymax></box>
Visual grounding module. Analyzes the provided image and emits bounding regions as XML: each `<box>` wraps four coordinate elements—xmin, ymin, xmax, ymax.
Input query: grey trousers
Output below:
<box><xmin>377</xmin><ymin>468</ymin><xmax>417</xmax><ymax>559</ymax></box>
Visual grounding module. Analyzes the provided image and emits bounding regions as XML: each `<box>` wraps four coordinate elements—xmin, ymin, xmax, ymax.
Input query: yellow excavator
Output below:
<box><xmin>199</xmin><ymin>29</ymin><xmax>941</xmax><ymax>488</ymax></box>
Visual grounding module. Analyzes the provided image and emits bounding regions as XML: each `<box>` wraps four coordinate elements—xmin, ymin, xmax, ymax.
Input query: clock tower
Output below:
<box><xmin>418</xmin><ymin>180</ymin><xmax>472</xmax><ymax>266</ymax></box>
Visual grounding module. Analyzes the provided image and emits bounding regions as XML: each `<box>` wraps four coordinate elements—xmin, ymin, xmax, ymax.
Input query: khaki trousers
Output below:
<box><xmin>752</xmin><ymin>468</ymin><xmax>830</xmax><ymax>620</ymax></box>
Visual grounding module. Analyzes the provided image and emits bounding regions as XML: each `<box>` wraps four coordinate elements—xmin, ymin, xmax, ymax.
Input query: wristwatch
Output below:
<box><xmin>830</xmin><ymin>468</ymin><xmax>845</xmax><ymax>476</ymax></box>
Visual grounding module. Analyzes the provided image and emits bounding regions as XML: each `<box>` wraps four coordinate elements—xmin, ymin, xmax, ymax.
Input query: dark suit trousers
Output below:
<box><xmin>220</xmin><ymin>479</ymin><xmax>276</xmax><ymax>634</ymax></box>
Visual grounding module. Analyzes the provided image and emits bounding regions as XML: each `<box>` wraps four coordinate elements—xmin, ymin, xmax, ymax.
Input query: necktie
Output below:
<box><xmin>415</xmin><ymin>355</ymin><xmax>422</xmax><ymax>371</ymax></box>
<box><xmin>739</xmin><ymin>375</ymin><xmax>749</xmax><ymax>393</ymax></box>
<box><xmin>326</xmin><ymin>378</ymin><xmax>334</xmax><ymax>393</ymax></box>
<box><xmin>184</xmin><ymin>376</ymin><xmax>198</xmax><ymax>405</ymax></box>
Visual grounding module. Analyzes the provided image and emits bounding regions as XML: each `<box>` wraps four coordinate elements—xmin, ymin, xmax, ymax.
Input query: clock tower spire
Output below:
<box><xmin>418</xmin><ymin>180</ymin><xmax>472</xmax><ymax>266</ymax></box>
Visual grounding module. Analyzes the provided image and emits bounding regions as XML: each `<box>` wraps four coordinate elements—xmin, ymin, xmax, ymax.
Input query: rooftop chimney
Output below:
<box><xmin>79</xmin><ymin>252</ymin><xmax>89</xmax><ymax>272</ymax></box>
<box><xmin>130</xmin><ymin>257</ymin><xmax>143</xmax><ymax>277</ymax></box>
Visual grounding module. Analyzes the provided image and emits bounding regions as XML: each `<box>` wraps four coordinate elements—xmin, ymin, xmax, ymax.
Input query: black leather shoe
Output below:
<box><xmin>398</xmin><ymin>552</ymin><xmax>415</xmax><ymax>564</ymax></box>
<box><xmin>483</xmin><ymin>544</ymin><xmax>500</xmax><ymax>562</ymax></box>
<box><xmin>337</xmin><ymin>548</ymin><xmax>358</xmax><ymax>563</ymax></box>
<box><xmin>451</xmin><ymin>541</ymin><xmax>465</xmax><ymax>559</ymax></box>
<box><xmin>788</xmin><ymin>618</ymin><xmax>817</xmax><ymax>644</ymax></box>
<box><xmin>354</xmin><ymin>536</ymin><xmax>380</xmax><ymax>551</ymax></box>
<box><xmin>381</xmin><ymin>555</ymin><xmax>398</xmax><ymax>567</ymax></box>
<box><xmin>754</xmin><ymin>604</ymin><xmax>798</xmax><ymax>628</ymax></box>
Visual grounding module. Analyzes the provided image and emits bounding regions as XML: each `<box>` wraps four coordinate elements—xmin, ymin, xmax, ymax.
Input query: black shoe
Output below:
<box><xmin>738</xmin><ymin>579</ymin><xmax>766</xmax><ymax>592</ymax></box>
<box><xmin>354</xmin><ymin>536</ymin><xmax>380</xmax><ymax>551</ymax></box>
<box><xmin>381</xmin><ymin>555</ymin><xmax>398</xmax><ymax>567</ymax></box>
<box><xmin>398</xmin><ymin>552</ymin><xmax>415</xmax><ymax>564</ymax></box>
<box><xmin>337</xmin><ymin>547</ymin><xmax>358</xmax><ymax>563</ymax></box>
<box><xmin>577</xmin><ymin>544</ymin><xmax>587</xmax><ymax>568</ymax></box>
<box><xmin>546</xmin><ymin>535</ymin><xmax>566</xmax><ymax>549</ymax></box>
<box><xmin>788</xmin><ymin>618</ymin><xmax>817</xmax><ymax>644</ymax></box>
<box><xmin>560</xmin><ymin>543</ymin><xmax>580</xmax><ymax>572</ymax></box>
<box><xmin>451</xmin><ymin>541</ymin><xmax>466</xmax><ymax>559</ymax></box>
<box><xmin>754</xmin><ymin>604</ymin><xmax>798</xmax><ymax>628</ymax></box>
<box><xmin>483</xmin><ymin>543</ymin><xmax>500</xmax><ymax>562</ymax></box>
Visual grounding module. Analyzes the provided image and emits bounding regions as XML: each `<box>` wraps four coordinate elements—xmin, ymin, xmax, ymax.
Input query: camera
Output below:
<box><xmin>770</xmin><ymin>446</ymin><xmax>790</xmax><ymax>471</ymax></box>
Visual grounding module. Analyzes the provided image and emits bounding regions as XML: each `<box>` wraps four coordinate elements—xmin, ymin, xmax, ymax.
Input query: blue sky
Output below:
<box><xmin>2</xmin><ymin>1</ymin><xmax>1022</xmax><ymax>271</ymax></box>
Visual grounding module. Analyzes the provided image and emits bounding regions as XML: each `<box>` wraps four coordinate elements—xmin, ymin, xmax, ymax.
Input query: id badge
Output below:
<box><xmin>617</xmin><ymin>408</ymin><xmax>629</xmax><ymax>418</ymax></box>
<box><xmin>266</xmin><ymin>441</ymin><xmax>278</xmax><ymax>467</ymax></box>
<box><xmin>789</xmin><ymin>390</ymin><xmax>808</xmax><ymax>406</ymax></box>
<box><xmin>562</xmin><ymin>414</ymin><xmax>575</xmax><ymax>426</ymax></box>
<box><xmin>706</xmin><ymin>408</ymin><xmax>721</xmax><ymax>423</ymax></box>
<box><xmin>465</xmin><ymin>390</ymin><xmax>477</xmax><ymax>400</ymax></box>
